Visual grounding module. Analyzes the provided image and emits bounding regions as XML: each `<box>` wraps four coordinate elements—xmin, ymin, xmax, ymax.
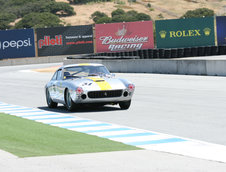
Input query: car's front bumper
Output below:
<box><xmin>70</xmin><ymin>89</ymin><xmax>134</xmax><ymax>104</ymax></box>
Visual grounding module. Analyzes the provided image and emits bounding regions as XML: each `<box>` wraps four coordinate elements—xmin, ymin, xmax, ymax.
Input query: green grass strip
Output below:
<box><xmin>0</xmin><ymin>113</ymin><xmax>141</xmax><ymax>157</ymax></box>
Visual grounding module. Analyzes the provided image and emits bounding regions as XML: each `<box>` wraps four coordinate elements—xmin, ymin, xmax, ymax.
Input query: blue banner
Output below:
<box><xmin>216</xmin><ymin>16</ymin><xmax>226</xmax><ymax>45</ymax></box>
<box><xmin>0</xmin><ymin>29</ymin><xmax>35</xmax><ymax>59</ymax></box>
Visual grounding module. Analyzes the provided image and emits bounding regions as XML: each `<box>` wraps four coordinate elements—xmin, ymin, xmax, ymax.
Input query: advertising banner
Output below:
<box><xmin>155</xmin><ymin>17</ymin><xmax>215</xmax><ymax>48</ymax></box>
<box><xmin>216</xmin><ymin>16</ymin><xmax>226</xmax><ymax>45</ymax></box>
<box><xmin>36</xmin><ymin>25</ymin><xmax>94</xmax><ymax>56</ymax></box>
<box><xmin>95</xmin><ymin>21</ymin><xmax>154</xmax><ymax>53</ymax></box>
<box><xmin>0</xmin><ymin>29</ymin><xmax>35</xmax><ymax>59</ymax></box>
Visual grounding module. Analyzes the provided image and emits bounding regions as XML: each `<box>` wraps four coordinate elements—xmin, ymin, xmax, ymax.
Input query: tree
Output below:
<box><xmin>14</xmin><ymin>12</ymin><xmax>63</xmax><ymax>29</ymax></box>
<box><xmin>112</xmin><ymin>14</ymin><xmax>127</xmax><ymax>23</ymax></box>
<box><xmin>96</xmin><ymin>16</ymin><xmax>112</xmax><ymax>24</ymax></box>
<box><xmin>128</xmin><ymin>0</ymin><xmax>136</xmax><ymax>2</ymax></box>
<box><xmin>0</xmin><ymin>0</ymin><xmax>75</xmax><ymax>29</ymax></box>
<box><xmin>44</xmin><ymin>2</ymin><xmax>75</xmax><ymax>16</ymax></box>
<box><xmin>68</xmin><ymin>0</ymin><xmax>111</xmax><ymax>4</ymax></box>
<box><xmin>126</xmin><ymin>10</ymin><xmax>138</xmax><ymax>17</ymax></box>
<box><xmin>0</xmin><ymin>0</ymin><xmax>5</xmax><ymax>6</ymax></box>
<box><xmin>6</xmin><ymin>0</ymin><xmax>39</xmax><ymax>6</ymax></box>
<box><xmin>91</xmin><ymin>9</ymin><xmax>151</xmax><ymax>24</ymax></box>
<box><xmin>0</xmin><ymin>13</ymin><xmax>17</xmax><ymax>30</ymax></box>
<box><xmin>111</xmin><ymin>8</ymin><xmax>126</xmax><ymax>18</ymax></box>
<box><xmin>0</xmin><ymin>0</ymin><xmax>75</xmax><ymax>18</ymax></box>
<box><xmin>181</xmin><ymin>8</ymin><xmax>214</xmax><ymax>18</ymax></box>
<box><xmin>91</xmin><ymin>11</ymin><xmax>108</xmax><ymax>22</ymax></box>
<box><xmin>136</xmin><ymin>13</ymin><xmax>151</xmax><ymax>21</ymax></box>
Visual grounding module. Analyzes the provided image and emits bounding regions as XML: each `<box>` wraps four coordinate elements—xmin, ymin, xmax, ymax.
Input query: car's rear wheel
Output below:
<box><xmin>46</xmin><ymin>88</ymin><xmax>57</xmax><ymax>108</ymax></box>
<box><xmin>65</xmin><ymin>89</ymin><xmax>76</xmax><ymax>111</ymax></box>
<box><xmin>119</xmin><ymin>100</ymin><xmax>131</xmax><ymax>110</ymax></box>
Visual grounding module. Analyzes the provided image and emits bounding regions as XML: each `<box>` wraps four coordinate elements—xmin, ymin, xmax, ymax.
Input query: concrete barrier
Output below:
<box><xmin>1</xmin><ymin>55</ymin><xmax>226</xmax><ymax>76</ymax></box>
<box><xmin>206</xmin><ymin>60</ymin><xmax>226</xmax><ymax>76</ymax></box>
<box><xmin>0</xmin><ymin>56</ymin><xmax>66</xmax><ymax>67</ymax></box>
<box><xmin>64</xmin><ymin>55</ymin><xmax>226</xmax><ymax>76</ymax></box>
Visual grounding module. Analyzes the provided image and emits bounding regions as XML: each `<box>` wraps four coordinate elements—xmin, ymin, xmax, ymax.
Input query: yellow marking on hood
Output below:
<box><xmin>87</xmin><ymin>77</ymin><xmax>104</xmax><ymax>82</ymax></box>
<box><xmin>87</xmin><ymin>77</ymin><xmax>112</xmax><ymax>90</ymax></box>
<box><xmin>78</xmin><ymin>63</ymin><xmax>91</xmax><ymax>66</ymax></box>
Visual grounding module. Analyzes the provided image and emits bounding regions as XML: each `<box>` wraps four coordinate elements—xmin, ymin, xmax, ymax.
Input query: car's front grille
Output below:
<box><xmin>88</xmin><ymin>90</ymin><xmax>123</xmax><ymax>99</ymax></box>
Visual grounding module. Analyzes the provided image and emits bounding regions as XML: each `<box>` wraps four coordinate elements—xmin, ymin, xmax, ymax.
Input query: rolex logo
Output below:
<box><xmin>203</xmin><ymin>28</ymin><xmax>211</xmax><ymax>36</ymax></box>
<box><xmin>159</xmin><ymin>30</ymin><xmax>167</xmax><ymax>39</ymax></box>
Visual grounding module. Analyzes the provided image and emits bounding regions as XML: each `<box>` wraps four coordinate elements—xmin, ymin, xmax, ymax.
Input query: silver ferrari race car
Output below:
<box><xmin>45</xmin><ymin>63</ymin><xmax>135</xmax><ymax>111</ymax></box>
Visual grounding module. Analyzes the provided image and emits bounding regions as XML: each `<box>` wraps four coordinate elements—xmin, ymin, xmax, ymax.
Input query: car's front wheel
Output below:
<box><xmin>46</xmin><ymin>88</ymin><xmax>57</xmax><ymax>108</ymax></box>
<box><xmin>119</xmin><ymin>100</ymin><xmax>131</xmax><ymax>110</ymax></box>
<box><xmin>65</xmin><ymin>89</ymin><xmax>76</xmax><ymax>111</ymax></box>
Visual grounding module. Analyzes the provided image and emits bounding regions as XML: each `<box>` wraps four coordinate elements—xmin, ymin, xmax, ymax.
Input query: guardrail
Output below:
<box><xmin>91</xmin><ymin>45</ymin><xmax>226</xmax><ymax>59</ymax></box>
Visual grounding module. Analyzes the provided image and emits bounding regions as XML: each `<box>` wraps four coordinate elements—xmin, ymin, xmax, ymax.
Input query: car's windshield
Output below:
<box><xmin>63</xmin><ymin>65</ymin><xmax>111</xmax><ymax>79</ymax></box>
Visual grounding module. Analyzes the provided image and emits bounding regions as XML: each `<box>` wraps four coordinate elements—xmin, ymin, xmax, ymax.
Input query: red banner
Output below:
<box><xmin>95</xmin><ymin>21</ymin><xmax>154</xmax><ymax>53</ymax></box>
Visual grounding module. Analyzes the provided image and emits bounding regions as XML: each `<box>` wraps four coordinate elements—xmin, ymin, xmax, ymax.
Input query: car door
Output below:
<box><xmin>48</xmin><ymin>71</ymin><xmax>58</xmax><ymax>101</ymax></box>
<box><xmin>55</xmin><ymin>69</ymin><xmax>64</xmax><ymax>103</ymax></box>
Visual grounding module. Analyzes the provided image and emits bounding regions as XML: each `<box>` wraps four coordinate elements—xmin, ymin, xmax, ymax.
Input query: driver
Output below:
<box><xmin>89</xmin><ymin>67</ymin><xmax>99</xmax><ymax>75</ymax></box>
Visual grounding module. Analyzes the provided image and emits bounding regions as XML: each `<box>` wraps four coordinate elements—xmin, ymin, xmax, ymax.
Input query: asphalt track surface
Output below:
<box><xmin>1</xmin><ymin>63</ymin><xmax>226</xmax><ymax>171</ymax></box>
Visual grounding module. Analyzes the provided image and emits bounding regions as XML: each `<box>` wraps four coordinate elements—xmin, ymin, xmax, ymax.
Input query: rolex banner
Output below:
<box><xmin>95</xmin><ymin>21</ymin><xmax>154</xmax><ymax>53</ymax></box>
<box><xmin>155</xmin><ymin>17</ymin><xmax>215</xmax><ymax>48</ymax></box>
<box><xmin>36</xmin><ymin>25</ymin><xmax>94</xmax><ymax>56</ymax></box>
<box><xmin>216</xmin><ymin>16</ymin><xmax>226</xmax><ymax>45</ymax></box>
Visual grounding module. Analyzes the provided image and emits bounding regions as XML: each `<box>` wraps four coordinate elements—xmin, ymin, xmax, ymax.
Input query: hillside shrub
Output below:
<box><xmin>91</xmin><ymin>11</ymin><xmax>108</xmax><ymax>22</ymax></box>
<box><xmin>111</xmin><ymin>8</ymin><xmax>126</xmax><ymax>18</ymax></box>
<box><xmin>181</xmin><ymin>8</ymin><xmax>214</xmax><ymax>18</ymax></box>
<box><xmin>96</xmin><ymin>16</ymin><xmax>112</xmax><ymax>24</ymax></box>
<box><xmin>68</xmin><ymin>0</ymin><xmax>111</xmax><ymax>4</ymax></box>
<box><xmin>92</xmin><ymin>9</ymin><xmax>151</xmax><ymax>24</ymax></box>
<box><xmin>0</xmin><ymin>13</ymin><xmax>17</xmax><ymax>30</ymax></box>
<box><xmin>14</xmin><ymin>12</ymin><xmax>63</xmax><ymax>29</ymax></box>
<box><xmin>0</xmin><ymin>0</ymin><xmax>75</xmax><ymax>30</ymax></box>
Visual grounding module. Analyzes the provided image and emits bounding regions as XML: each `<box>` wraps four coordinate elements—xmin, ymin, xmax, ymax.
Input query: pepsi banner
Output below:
<box><xmin>0</xmin><ymin>29</ymin><xmax>35</xmax><ymax>59</ymax></box>
<box><xmin>36</xmin><ymin>25</ymin><xmax>94</xmax><ymax>56</ymax></box>
<box><xmin>155</xmin><ymin>17</ymin><xmax>215</xmax><ymax>48</ymax></box>
<box><xmin>95</xmin><ymin>21</ymin><xmax>154</xmax><ymax>53</ymax></box>
<box><xmin>216</xmin><ymin>16</ymin><xmax>226</xmax><ymax>45</ymax></box>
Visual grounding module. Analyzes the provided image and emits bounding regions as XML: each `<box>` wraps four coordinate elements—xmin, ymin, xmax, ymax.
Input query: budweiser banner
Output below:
<box><xmin>36</xmin><ymin>25</ymin><xmax>94</xmax><ymax>56</ymax></box>
<box><xmin>155</xmin><ymin>17</ymin><xmax>215</xmax><ymax>48</ymax></box>
<box><xmin>95</xmin><ymin>21</ymin><xmax>154</xmax><ymax>53</ymax></box>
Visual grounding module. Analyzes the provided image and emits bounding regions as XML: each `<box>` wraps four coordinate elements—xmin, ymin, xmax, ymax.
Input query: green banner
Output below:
<box><xmin>155</xmin><ymin>17</ymin><xmax>215</xmax><ymax>48</ymax></box>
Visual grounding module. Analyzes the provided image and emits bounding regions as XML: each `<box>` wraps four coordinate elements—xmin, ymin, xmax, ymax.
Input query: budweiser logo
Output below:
<box><xmin>115</xmin><ymin>25</ymin><xmax>127</xmax><ymax>36</ymax></box>
<box><xmin>99</xmin><ymin>35</ymin><xmax>148</xmax><ymax>51</ymax></box>
<box><xmin>100</xmin><ymin>36</ymin><xmax>148</xmax><ymax>44</ymax></box>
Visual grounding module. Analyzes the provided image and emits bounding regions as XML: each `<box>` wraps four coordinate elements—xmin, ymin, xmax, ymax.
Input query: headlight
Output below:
<box><xmin>128</xmin><ymin>84</ymin><xmax>135</xmax><ymax>91</ymax></box>
<box><xmin>76</xmin><ymin>87</ymin><xmax>83</xmax><ymax>94</ymax></box>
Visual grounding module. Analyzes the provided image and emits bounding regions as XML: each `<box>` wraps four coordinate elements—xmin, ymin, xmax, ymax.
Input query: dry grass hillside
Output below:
<box><xmin>56</xmin><ymin>0</ymin><xmax>226</xmax><ymax>26</ymax></box>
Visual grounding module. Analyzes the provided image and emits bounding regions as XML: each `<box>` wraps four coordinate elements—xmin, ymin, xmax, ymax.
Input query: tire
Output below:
<box><xmin>65</xmin><ymin>89</ymin><xmax>76</xmax><ymax>111</ymax></box>
<box><xmin>46</xmin><ymin>88</ymin><xmax>57</xmax><ymax>108</ymax></box>
<box><xmin>119</xmin><ymin>100</ymin><xmax>131</xmax><ymax>110</ymax></box>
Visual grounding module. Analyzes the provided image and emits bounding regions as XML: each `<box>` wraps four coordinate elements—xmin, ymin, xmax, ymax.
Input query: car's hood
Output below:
<box><xmin>67</xmin><ymin>76</ymin><xmax>126</xmax><ymax>91</ymax></box>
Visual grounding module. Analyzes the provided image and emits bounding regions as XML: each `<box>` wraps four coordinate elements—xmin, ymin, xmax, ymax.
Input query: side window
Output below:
<box><xmin>51</xmin><ymin>72</ymin><xmax>57</xmax><ymax>80</ymax></box>
<box><xmin>56</xmin><ymin>70</ymin><xmax>62</xmax><ymax>80</ymax></box>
